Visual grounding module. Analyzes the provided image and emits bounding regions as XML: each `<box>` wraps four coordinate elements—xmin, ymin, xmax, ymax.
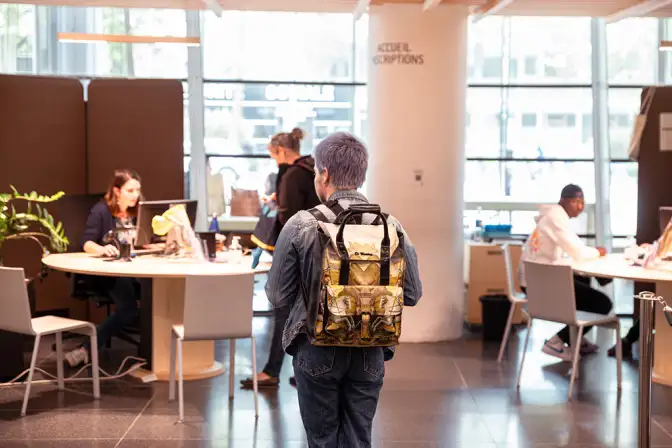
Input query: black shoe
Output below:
<box><xmin>240</xmin><ymin>375</ymin><xmax>279</xmax><ymax>389</ymax></box>
<box><xmin>608</xmin><ymin>340</ymin><xmax>632</xmax><ymax>358</ymax></box>
<box><xmin>289</xmin><ymin>376</ymin><xmax>296</xmax><ymax>387</ymax></box>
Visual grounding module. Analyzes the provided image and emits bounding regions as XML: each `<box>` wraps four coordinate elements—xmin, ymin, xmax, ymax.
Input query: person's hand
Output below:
<box><xmin>99</xmin><ymin>244</ymin><xmax>119</xmax><ymax>257</ymax></box>
<box><xmin>597</xmin><ymin>247</ymin><xmax>607</xmax><ymax>257</ymax></box>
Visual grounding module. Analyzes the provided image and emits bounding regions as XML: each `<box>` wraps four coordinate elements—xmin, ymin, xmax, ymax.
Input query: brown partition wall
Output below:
<box><xmin>635</xmin><ymin>86</ymin><xmax>672</xmax><ymax>306</ymax></box>
<box><xmin>0</xmin><ymin>75</ymin><xmax>87</xmax><ymax>315</ymax></box>
<box><xmin>0</xmin><ymin>75</ymin><xmax>86</xmax><ymax>195</ymax></box>
<box><xmin>86</xmin><ymin>79</ymin><xmax>185</xmax><ymax>201</ymax></box>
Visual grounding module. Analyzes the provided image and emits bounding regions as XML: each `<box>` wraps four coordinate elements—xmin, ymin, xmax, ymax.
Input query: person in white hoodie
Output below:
<box><xmin>519</xmin><ymin>184</ymin><xmax>612</xmax><ymax>361</ymax></box>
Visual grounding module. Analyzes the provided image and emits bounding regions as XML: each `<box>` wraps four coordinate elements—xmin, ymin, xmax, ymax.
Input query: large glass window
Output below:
<box><xmin>508</xmin><ymin>17</ymin><xmax>592</xmax><ymax>85</ymax></box>
<box><xmin>0</xmin><ymin>4</ymin><xmax>35</xmax><ymax>74</ymax></box>
<box><xmin>607</xmin><ymin>18</ymin><xmax>658</xmax><ymax>85</ymax></box>
<box><xmin>466</xmin><ymin>87</ymin><xmax>593</xmax><ymax>159</ymax></box>
<box><xmin>203</xmin><ymin>82</ymin><xmax>360</xmax><ymax>156</ymax></box>
<box><xmin>608</xmin><ymin>88</ymin><xmax>642</xmax><ymax>159</ymax></box>
<box><xmin>1</xmin><ymin>5</ymin><xmax>188</xmax><ymax>78</ymax></box>
<box><xmin>610</xmin><ymin>162</ymin><xmax>638</xmax><ymax>237</ymax></box>
<box><xmin>466</xmin><ymin>17</ymin><xmax>597</xmax><ymax>244</ymax></box>
<box><xmin>468</xmin><ymin>17</ymin><xmax>505</xmax><ymax>84</ymax></box>
<box><xmin>202</xmin><ymin>11</ymin><xmax>355</xmax><ymax>82</ymax></box>
<box><xmin>465</xmin><ymin>161</ymin><xmax>595</xmax><ymax>203</ymax></box>
<box><xmin>202</xmin><ymin>81</ymin><xmax>365</xmax><ymax>213</ymax></box>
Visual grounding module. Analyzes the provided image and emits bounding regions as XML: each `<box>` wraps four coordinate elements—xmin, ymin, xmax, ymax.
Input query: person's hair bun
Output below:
<box><xmin>290</xmin><ymin>127</ymin><xmax>304</xmax><ymax>141</ymax></box>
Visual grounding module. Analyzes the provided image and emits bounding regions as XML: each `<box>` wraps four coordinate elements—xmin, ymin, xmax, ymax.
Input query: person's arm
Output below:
<box><xmin>393</xmin><ymin>220</ymin><xmax>423</xmax><ymax>306</ymax></box>
<box><xmin>277</xmin><ymin>170</ymin><xmax>306</xmax><ymax>226</ymax></box>
<box><xmin>547</xmin><ymin>212</ymin><xmax>600</xmax><ymax>260</ymax></box>
<box><xmin>81</xmin><ymin>205</ymin><xmax>118</xmax><ymax>257</ymax></box>
<box><xmin>265</xmin><ymin>213</ymin><xmax>302</xmax><ymax>309</ymax></box>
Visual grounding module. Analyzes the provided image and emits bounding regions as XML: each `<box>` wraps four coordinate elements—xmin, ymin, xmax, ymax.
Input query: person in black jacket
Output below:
<box><xmin>64</xmin><ymin>169</ymin><xmax>143</xmax><ymax>367</ymax></box>
<box><xmin>241</xmin><ymin>128</ymin><xmax>320</xmax><ymax>389</ymax></box>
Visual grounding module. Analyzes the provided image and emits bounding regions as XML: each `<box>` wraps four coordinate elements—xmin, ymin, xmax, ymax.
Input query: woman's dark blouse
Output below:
<box><xmin>80</xmin><ymin>201</ymin><xmax>135</xmax><ymax>251</ymax></box>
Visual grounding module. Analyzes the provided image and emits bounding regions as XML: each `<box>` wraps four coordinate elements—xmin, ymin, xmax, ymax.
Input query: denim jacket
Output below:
<box><xmin>265</xmin><ymin>190</ymin><xmax>423</xmax><ymax>361</ymax></box>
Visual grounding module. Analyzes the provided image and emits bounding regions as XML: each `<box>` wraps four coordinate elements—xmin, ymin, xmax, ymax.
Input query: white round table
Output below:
<box><xmin>43</xmin><ymin>252</ymin><xmax>270</xmax><ymax>382</ymax></box>
<box><xmin>573</xmin><ymin>254</ymin><xmax>672</xmax><ymax>448</ymax></box>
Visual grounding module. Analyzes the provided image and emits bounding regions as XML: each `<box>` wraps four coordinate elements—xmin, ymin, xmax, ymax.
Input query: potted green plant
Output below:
<box><xmin>0</xmin><ymin>186</ymin><xmax>69</xmax><ymax>265</ymax></box>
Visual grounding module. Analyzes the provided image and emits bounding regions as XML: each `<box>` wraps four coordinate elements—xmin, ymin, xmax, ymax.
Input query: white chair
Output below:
<box><xmin>0</xmin><ymin>267</ymin><xmax>100</xmax><ymax>416</ymax></box>
<box><xmin>169</xmin><ymin>273</ymin><xmax>258</xmax><ymax>422</ymax></box>
<box><xmin>497</xmin><ymin>244</ymin><xmax>528</xmax><ymax>363</ymax></box>
<box><xmin>516</xmin><ymin>261</ymin><xmax>622</xmax><ymax>399</ymax></box>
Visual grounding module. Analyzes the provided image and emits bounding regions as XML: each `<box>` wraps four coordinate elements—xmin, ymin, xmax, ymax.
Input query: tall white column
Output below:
<box><xmin>367</xmin><ymin>3</ymin><xmax>468</xmax><ymax>342</ymax></box>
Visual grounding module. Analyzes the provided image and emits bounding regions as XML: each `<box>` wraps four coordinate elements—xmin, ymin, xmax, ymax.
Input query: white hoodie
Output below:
<box><xmin>519</xmin><ymin>204</ymin><xmax>600</xmax><ymax>287</ymax></box>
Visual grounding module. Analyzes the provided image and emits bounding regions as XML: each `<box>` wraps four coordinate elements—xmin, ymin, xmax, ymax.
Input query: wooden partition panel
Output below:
<box><xmin>0</xmin><ymin>75</ymin><xmax>86</xmax><ymax>315</ymax></box>
<box><xmin>636</xmin><ymin>87</ymin><xmax>672</xmax><ymax>246</ymax></box>
<box><xmin>0</xmin><ymin>75</ymin><xmax>86</xmax><ymax>195</ymax></box>
<box><xmin>636</xmin><ymin>86</ymin><xmax>672</xmax><ymax>302</ymax></box>
<box><xmin>86</xmin><ymin>79</ymin><xmax>185</xmax><ymax>201</ymax></box>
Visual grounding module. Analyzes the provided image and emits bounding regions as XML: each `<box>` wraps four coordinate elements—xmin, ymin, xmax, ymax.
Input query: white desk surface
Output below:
<box><xmin>573</xmin><ymin>254</ymin><xmax>672</xmax><ymax>283</ymax></box>
<box><xmin>42</xmin><ymin>252</ymin><xmax>271</xmax><ymax>279</ymax></box>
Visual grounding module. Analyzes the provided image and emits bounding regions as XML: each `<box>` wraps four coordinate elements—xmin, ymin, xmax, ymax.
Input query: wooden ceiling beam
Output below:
<box><xmin>203</xmin><ymin>0</ymin><xmax>223</xmax><ymax>17</ymax></box>
<box><xmin>605</xmin><ymin>0</ymin><xmax>672</xmax><ymax>23</ymax></box>
<box><xmin>471</xmin><ymin>0</ymin><xmax>516</xmax><ymax>22</ymax></box>
<box><xmin>353</xmin><ymin>0</ymin><xmax>370</xmax><ymax>20</ymax></box>
<box><xmin>423</xmin><ymin>0</ymin><xmax>442</xmax><ymax>12</ymax></box>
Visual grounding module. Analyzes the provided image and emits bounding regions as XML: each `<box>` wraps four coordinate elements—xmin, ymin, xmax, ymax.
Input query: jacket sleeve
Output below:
<box><xmin>547</xmin><ymin>211</ymin><xmax>600</xmax><ymax>261</ymax></box>
<box><xmin>265</xmin><ymin>213</ymin><xmax>301</xmax><ymax>309</ymax></box>
<box><xmin>81</xmin><ymin>205</ymin><xmax>104</xmax><ymax>250</ymax></box>
<box><xmin>394</xmin><ymin>220</ymin><xmax>423</xmax><ymax>306</ymax></box>
<box><xmin>277</xmin><ymin>170</ymin><xmax>307</xmax><ymax>227</ymax></box>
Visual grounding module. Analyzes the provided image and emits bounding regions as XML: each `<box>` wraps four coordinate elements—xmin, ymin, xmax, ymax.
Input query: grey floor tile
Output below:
<box><xmin>0</xmin><ymin>409</ymin><xmax>138</xmax><ymax>440</ymax></box>
<box><xmin>0</xmin><ymin>317</ymin><xmax>651</xmax><ymax>447</ymax></box>
<box><xmin>0</xmin><ymin>441</ymin><xmax>118</xmax><ymax>448</ymax></box>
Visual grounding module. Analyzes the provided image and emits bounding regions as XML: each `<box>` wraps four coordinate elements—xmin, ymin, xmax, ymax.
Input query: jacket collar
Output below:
<box><xmin>328</xmin><ymin>189</ymin><xmax>368</xmax><ymax>203</ymax></box>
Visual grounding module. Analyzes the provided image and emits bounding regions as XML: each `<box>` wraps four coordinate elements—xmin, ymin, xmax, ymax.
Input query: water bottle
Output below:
<box><xmin>208</xmin><ymin>213</ymin><xmax>220</xmax><ymax>233</ymax></box>
<box><xmin>472</xmin><ymin>207</ymin><xmax>484</xmax><ymax>242</ymax></box>
<box><xmin>229</xmin><ymin>236</ymin><xmax>243</xmax><ymax>264</ymax></box>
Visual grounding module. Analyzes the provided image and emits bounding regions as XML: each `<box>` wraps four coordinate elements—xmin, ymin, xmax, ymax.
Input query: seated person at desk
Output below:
<box><xmin>519</xmin><ymin>184</ymin><xmax>612</xmax><ymax>361</ymax></box>
<box><xmin>65</xmin><ymin>169</ymin><xmax>143</xmax><ymax>367</ymax></box>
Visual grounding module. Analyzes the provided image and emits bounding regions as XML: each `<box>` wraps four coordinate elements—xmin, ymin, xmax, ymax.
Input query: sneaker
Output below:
<box><xmin>580</xmin><ymin>339</ymin><xmax>599</xmax><ymax>355</ymax></box>
<box><xmin>65</xmin><ymin>347</ymin><xmax>89</xmax><ymax>368</ymax></box>
<box><xmin>240</xmin><ymin>374</ymin><xmax>279</xmax><ymax>389</ymax></box>
<box><xmin>542</xmin><ymin>336</ymin><xmax>573</xmax><ymax>361</ymax></box>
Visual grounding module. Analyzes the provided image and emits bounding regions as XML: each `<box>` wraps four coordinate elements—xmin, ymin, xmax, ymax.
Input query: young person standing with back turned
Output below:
<box><xmin>265</xmin><ymin>132</ymin><xmax>422</xmax><ymax>447</ymax></box>
<box><xmin>241</xmin><ymin>127</ymin><xmax>321</xmax><ymax>389</ymax></box>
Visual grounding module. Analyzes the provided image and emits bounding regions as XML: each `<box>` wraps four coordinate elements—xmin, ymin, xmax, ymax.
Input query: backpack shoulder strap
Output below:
<box><xmin>308</xmin><ymin>200</ymin><xmax>344</xmax><ymax>223</ymax></box>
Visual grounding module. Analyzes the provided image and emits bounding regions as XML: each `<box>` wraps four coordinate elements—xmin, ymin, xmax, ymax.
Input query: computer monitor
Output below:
<box><xmin>660</xmin><ymin>207</ymin><xmax>672</xmax><ymax>235</ymax></box>
<box><xmin>135</xmin><ymin>199</ymin><xmax>198</xmax><ymax>248</ymax></box>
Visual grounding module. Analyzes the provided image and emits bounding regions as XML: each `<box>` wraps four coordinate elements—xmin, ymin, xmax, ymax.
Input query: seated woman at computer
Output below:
<box><xmin>519</xmin><ymin>184</ymin><xmax>612</xmax><ymax>361</ymax></box>
<box><xmin>65</xmin><ymin>169</ymin><xmax>143</xmax><ymax>367</ymax></box>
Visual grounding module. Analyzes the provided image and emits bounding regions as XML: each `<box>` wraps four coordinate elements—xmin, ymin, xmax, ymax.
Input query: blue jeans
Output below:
<box><xmin>293</xmin><ymin>337</ymin><xmax>385</xmax><ymax>448</ymax></box>
<box><xmin>85</xmin><ymin>277</ymin><xmax>139</xmax><ymax>350</ymax></box>
<box><xmin>262</xmin><ymin>304</ymin><xmax>290</xmax><ymax>378</ymax></box>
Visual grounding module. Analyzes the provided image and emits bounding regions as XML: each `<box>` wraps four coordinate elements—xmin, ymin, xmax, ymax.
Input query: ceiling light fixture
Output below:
<box><xmin>57</xmin><ymin>32</ymin><xmax>200</xmax><ymax>46</ymax></box>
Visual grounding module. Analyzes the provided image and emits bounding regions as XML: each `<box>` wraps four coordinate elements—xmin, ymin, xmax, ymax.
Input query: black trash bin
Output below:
<box><xmin>479</xmin><ymin>294</ymin><xmax>511</xmax><ymax>341</ymax></box>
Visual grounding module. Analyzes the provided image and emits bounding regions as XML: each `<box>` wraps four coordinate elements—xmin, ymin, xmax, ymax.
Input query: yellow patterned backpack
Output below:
<box><xmin>307</xmin><ymin>201</ymin><xmax>406</xmax><ymax>347</ymax></box>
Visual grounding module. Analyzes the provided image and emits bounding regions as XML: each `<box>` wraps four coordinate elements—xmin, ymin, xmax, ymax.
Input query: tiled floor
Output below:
<box><xmin>0</xmin><ymin>316</ymin><xmax>669</xmax><ymax>447</ymax></box>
